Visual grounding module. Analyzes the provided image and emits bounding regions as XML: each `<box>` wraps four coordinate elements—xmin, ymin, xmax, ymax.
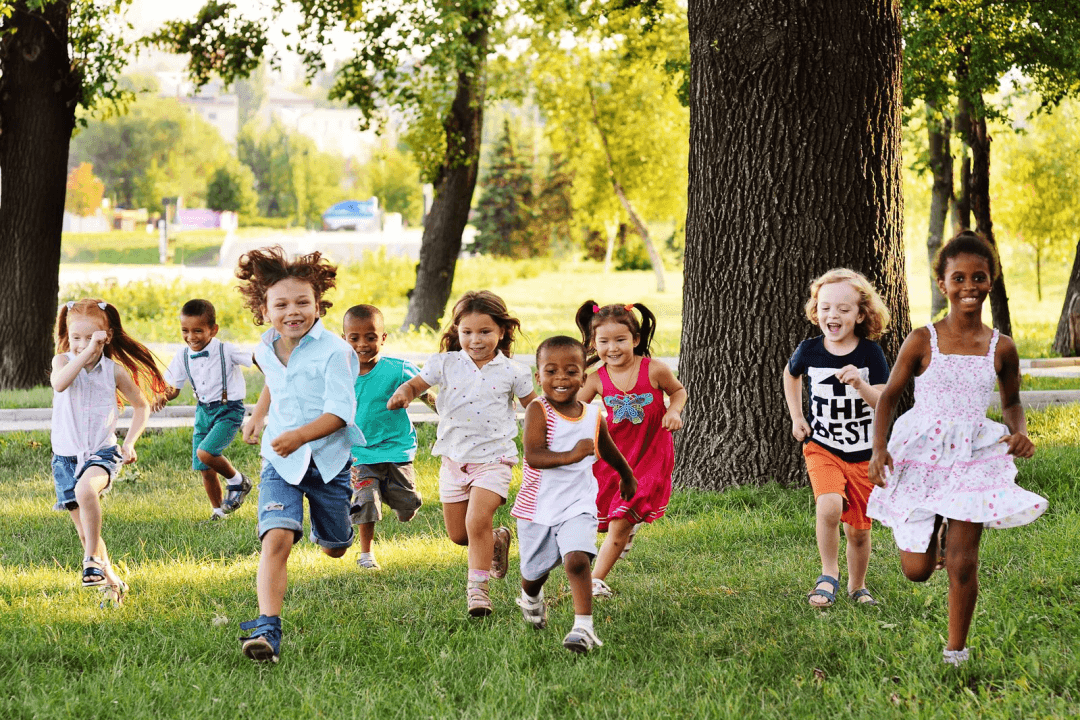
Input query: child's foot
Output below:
<box><xmin>848</xmin><ymin>588</ymin><xmax>878</xmax><ymax>606</ymax></box>
<box><xmin>98</xmin><ymin>579</ymin><xmax>128</xmax><ymax>608</ymax></box>
<box><xmin>591</xmin><ymin>578</ymin><xmax>614</xmax><ymax>598</ymax></box>
<box><xmin>562</xmin><ymin>625</ymin><xmax>603</xmax><ymax>654</ymax></box>
<box><xmin>207</xmin><ymin>508</ymin><xmax>228</xmax><ymax>522</ymax></box>
<box><xmin>82</xmin><ymin>556</ymin><xmax>109</xmax><ymax>588</ymax></box>
<box><xmin>221</xmin><ymin>474</ymin><xmax>252</xmax><ymax>514</ymax></box>
<box><xmin>516</xmin><ymin>591</ymin><xmax>546</xmax><ymax>629</ymax></box>
<box><xmin>356</xmin><ymin>553</ymin><xmax>380</xmax><ymax>570</ymax></box>
<box><xmin>467</xmin><ymin>579</ymin><xmax>493</xmax><ymax>617</ymax></box>
<box><xmin>807</xmin><ymin>575</ymin><xmax>839</xmax><ymax>608</ymax></box>
<box><xmin>490</xmin><ymin>526</ymin><xmax>511</xmax><ymax>579</ymax></box>
<box><xmin>239</xmin><ymin>615</ymin><xmax>282</xmax><ymax>663</ymax></box>
<box><xmin>943</xmin><ymin>647</ymin><xmax>970</xmax><ymax>666</ymax></box>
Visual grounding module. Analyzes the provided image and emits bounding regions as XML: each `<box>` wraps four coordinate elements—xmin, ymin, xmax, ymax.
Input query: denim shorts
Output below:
<box><xmin>51</xmin><ymin>445</ymin><xmax>123</xmax><ymax>511</ymax></box>
<box><xmin>257</xmin><ymin>459</ymin><xmax>355</xmax><ymax>549</ymax></box>
<box><xmin>192</xmin><ymin>400</ymin><xmax>245</xmax><ymax>471</ymax></box>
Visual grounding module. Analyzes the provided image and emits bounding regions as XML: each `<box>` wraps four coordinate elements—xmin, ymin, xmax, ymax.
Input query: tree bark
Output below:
<box><xmin>401</xmin><ymin>16</ymin><xmax>488</xmax><ymax>331</ymax></box>
<box><xmin>968</xmin><ymin>111</ymin><xmax>1012</xmax><ymax>336</ymax></box>
<box><xmin>926</xmin><ymin>105</ymin><xmax>952</xmax><ymax>320</ymax></box>
<box><xmin>953</xmin><ymin>100</ymin><xmax>971</xmax><ymax>232</ymax></box>
<box><xmin>587</xmin><ymin>84</ymin><xmax>666</xmax><ymax>292</ymax></box>
<box><xmin>1052</xmin><ymin>238</ymin><xmax>1080</xmax><ymax>357</ymax></box>
<box><xmin>0</xmin><ymin>2</ymin><xmax>80</xmax><ymax>389</ymax></box>
<box><xmin>678</xmin><ymin>0</ymin><xmax>908</xmax><ymax>489</ymax></box>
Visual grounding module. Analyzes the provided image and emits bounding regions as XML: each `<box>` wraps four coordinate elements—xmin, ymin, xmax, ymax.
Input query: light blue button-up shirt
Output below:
<box><xmin>256</xmin><ymin>318</ymin><xmax>362</xmax><ymax>485</ymax></box>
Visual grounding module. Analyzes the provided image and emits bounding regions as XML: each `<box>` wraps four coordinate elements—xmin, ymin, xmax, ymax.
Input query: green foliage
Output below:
<box><xmin>473</xmin><ymin>121</ymin><xmax>538</xmax><ymax>258</ymax></box>
<box><xmin>205</xmin><ymin>163</ymin><xmax>257</xmax><ymax>215</ymax></box>
<box><xmin>61</xmin><ymin>230</ymin><xmax>224</xmax><ymax>266</ymax></box>
<box><xmin>363</xmin><ymin>142</ymin><xmax>424</xmax><ymax>225</ymax></box>
<box><xmin>64</xmin><ymin>163</ymin><xmax>105</xmax><ymax>217</ymax></box>
<box><xmin>69</xmin><ymin>96</ymin><xmax>233</xmax><ymax>211</ymax></box>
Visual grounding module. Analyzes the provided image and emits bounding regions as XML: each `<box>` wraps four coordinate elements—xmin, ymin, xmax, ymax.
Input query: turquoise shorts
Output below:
<box><xmin>192</xmin><ymin>400</ymin><xmax>245</xmax><ymax>471</ymax></box>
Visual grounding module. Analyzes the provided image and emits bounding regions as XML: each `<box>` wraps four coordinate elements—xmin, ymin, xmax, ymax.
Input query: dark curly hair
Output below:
<box><xmin>439</xmin><ymin>290</ymin><xmax>521</xmax><ymax>357</ymax></box>
<box><xmin>574</xmin><ymin>300</ymin><xmax>657</xmax><ymax>367</ymax></box>
<box><xmin>235</xmin><ymin>246</ymin><xmax>338</xmax><ymax>325</ymax></box>
<box><xmin>934</xmin><ymin>231</ymin><xmax>1000</xmax><ymax>283</ymax></box>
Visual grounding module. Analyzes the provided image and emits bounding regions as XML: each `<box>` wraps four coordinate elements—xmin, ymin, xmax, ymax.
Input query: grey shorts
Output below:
<box><xmin>516</xmin><ymin>513</ymin><xmax>598</xmax><ymax>582</ymax></box>
<box><xmin>349</xmin><ymin>462</ymin><xmax>422</xmax><ymax>524</ymax></box>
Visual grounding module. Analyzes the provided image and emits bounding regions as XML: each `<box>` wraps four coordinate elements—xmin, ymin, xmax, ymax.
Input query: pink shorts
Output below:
<box><xmin>439</xmin><ymin>457</ymin><xmax>515</xmax><ymax>503</ymax></box>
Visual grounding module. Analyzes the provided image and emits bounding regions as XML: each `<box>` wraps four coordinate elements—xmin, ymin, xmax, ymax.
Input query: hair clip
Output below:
<box><xmin>592</xmin><ymin>304</ymin><xmax>600</xmax><ymax>313</ymax></box>
<box><xmin>97</xmin><ymin>302</ymin><xmax>108</xmax><ymax>310</ymax></box>
<box><xmin>66</xmin><ymin>301</ymin><xmax>75</xmax><ymax>310</ymax></box>
<box><xmin>623</xmin><ymin>304</ymin><xmax>634</xmax><ymax>312</ymax></box>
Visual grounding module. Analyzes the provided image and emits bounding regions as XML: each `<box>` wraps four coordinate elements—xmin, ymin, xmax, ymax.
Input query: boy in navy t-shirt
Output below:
<box><xmin>783</xmin><ymin>269</ymin><xmax>891</xmax><ymax>608</ymax></box>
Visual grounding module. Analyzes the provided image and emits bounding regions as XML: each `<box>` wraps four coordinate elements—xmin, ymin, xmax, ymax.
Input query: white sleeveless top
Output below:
<box><xmin>51</xmin><ymin>353</ymin><xmax>119</xmax><ymax>463</ymax></box>
<box><xmin>512</xmin><ymin>399</ymin><xmax>601</xmax><ymax>526</ymax></box>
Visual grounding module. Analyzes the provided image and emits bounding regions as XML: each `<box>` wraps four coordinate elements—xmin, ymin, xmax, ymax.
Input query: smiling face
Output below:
<box><xmin>67</xmin><ymin>315</ymin><xmax>110</xmax><ymax>361</ymax></box>
<box><xmin>180</xmin><ymin>313</ymin><xmax>218</xmax><ymax>352</ymax></box>
<box><xmin>342</xmin><ymin>314</ymin><xmax>386</xmax><ymax>371</ymax></box>
<box><xmin>938</xmin><ymin>252</ymin><xmax>992</xmax><ymax>316</ymax></box>
<box><xmin>815</xmin><ymin>281</ymin><xmax>864</xmax><ymax>349</ymax></box>
<box><xmin>537</xmin><ymin>345</ymin><xmax>586</xmax><ymax>407</ymax></box>
<box><xmin>263</xmin><ymin>277</ymin><xmax>318</xmax><ymax>342</ymax></box>
<box><xmin>593</xmin><ymin>320</ymin><xmax>638</xmax><ymax>370</ymax></box>
<box><xmin>457</xmin><ymin>312</ymin><xmax>504</xmax><ymax>366</ymax></box>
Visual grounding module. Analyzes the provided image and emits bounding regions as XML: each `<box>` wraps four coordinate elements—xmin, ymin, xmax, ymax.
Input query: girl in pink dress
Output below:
<box><xmin>867</xmin><ymin>232</ymin><xmax>1046</xmax><ymax>666</ymax></box>
<box><xmin>575</xmin><ymin>301</ymin><xmax>687</xmax><ymax>597</ymax></box>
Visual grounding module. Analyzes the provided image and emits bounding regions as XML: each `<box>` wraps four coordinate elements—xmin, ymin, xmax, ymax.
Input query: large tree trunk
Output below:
<box><xmin>926</xmin><ymin>105</ymin><xmax>952</xmax><ymax>320</ymax></box>
<box><xmin>401</xmin><ymin>19</ymin><xmax>488</xmax><ymax>331</ymax></box>
<box><xmin>968</xmin><ymin>111</ymin><xmax>1012</xmax><ymax>336</ymax></box>
<box><xmin>1053</xmin><ymin>238</ymin><xmax>1080</xmax><ymax>357</ymax></box>
<box><xmin>0</xmin><ymin>2</ymin><xmax>80</xmax><ymax>389</ymax></box>
<box><xmin>678</xmin><ymin>0</ymin><xmax>908</xmax><ymax>489</ymax></box>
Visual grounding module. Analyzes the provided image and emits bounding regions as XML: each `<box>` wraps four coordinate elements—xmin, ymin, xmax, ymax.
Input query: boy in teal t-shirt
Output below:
<box><xmin>343</xmin><ymin>305</ymin><xmax>426</xmax><ymax>569</ymax></box>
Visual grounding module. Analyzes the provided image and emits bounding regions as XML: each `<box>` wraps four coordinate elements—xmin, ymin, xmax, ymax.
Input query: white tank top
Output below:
<box><xmin>51</xmin><ymin>353</ymin><xmax>119</xmax><ymax>462</ymax></box>
<box><xmin>512</xmin><ymin>399</ymin><xmax>601</xmax><ymax>526</ymax></box>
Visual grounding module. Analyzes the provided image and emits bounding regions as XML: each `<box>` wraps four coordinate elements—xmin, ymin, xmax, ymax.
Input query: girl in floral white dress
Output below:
<box><xmin>867</xmin><ymin>232</ymin><xmax>1046</xmax><ymax>666</ymax></box>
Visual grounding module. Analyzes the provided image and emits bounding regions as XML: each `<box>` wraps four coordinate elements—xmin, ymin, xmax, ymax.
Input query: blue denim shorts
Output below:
<box><xmin>257</xmin><ymin>459</ymin><xmax>355</xmax><ymax>549</ymax></box>
<box><xmin>51</xmin><ymin>446</ymin><xmax>123</xmax><ymax>511</ymax></box>
<box><xmin>192</xmin><ymin>400</ymin><xmax>245</xmax><ymax>471</ymax></box>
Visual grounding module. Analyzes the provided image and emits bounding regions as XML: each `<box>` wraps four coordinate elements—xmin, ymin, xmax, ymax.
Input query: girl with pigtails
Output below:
<box><xmin>575</xmin><ymin>301</ymin><xmax>686</xmax><ymax>597</ymax></box>
<box><xmin>50</xmin><ymin>299</ymin><xmax>166</xmax><ymax>607</ymax></box>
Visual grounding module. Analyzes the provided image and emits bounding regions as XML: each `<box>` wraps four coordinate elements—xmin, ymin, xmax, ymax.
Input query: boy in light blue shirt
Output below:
<box><xmin>236</xmin><ymin>247</ymin><xmax>362</xmax><ymax>664</ymax></box>
<box><xmin>342</xmin><ymin>304</ymin><xmax>426</xmax><ymax>570</ymax></box>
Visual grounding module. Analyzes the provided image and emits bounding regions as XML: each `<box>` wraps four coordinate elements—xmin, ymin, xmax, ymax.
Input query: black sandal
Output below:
<box><xmin>82</xmin><ymin>556</ymin><xmax>108</xmax><ymax>588</ymax></box>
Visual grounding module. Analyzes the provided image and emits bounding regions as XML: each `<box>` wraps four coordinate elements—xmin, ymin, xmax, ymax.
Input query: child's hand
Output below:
<box><xmin>791</xmin><ymin>418</ymin><xmax>812</xmax><ymax>441</ymax></box>
<box><xmin>121</xmin><ymin>444</ymin><xmax>137</xmax><ymax>465</ymax></box>
<box><xmin>662</xmin><ymin>408</ymin><xmax>683</xmax><ymax>431</ymax></box>
<box><xmin>1000</xmin><ymin>432</ymin><xmax>1035</xmax><ymax>458</ymax></box>
<box><xmin>835</xmin><ymin>365</ymin><xmax>865</xmax><ymax>389</ymax></box>
<box><xmin>619</xmin><ymin>473</ymin><xmax>638</xmax><ymax>502</ymax></box>
<box><xmin>151</xmin><ymin>394</ymin><xmax>169</xmax><ymax>413</ymax></box>
<box><xmin>90</xmin><ymin>330</ymin><xmax>108</xmax><ymax>348</ymax></box>
<box><xmin>572</xmin><ymin>437</ymin><xmax>595</xmax><ymax>461</ymax></box>
<box><xmin>868</xmin><ymin>449</ymin><xmax>892</xmax><ymax>487</ymax></box>
<box><xmin>271</xmin><ymin>430</ymin><xmax>304</xmax><ymax>457</ymax></box>
<box><xmin>243</xmin><ymin>415</ymin><xmax>265</xmax><ymax>445</ymax></box>
<box><xmin>387</xmin><ymin>389</ymin><xmax>410</xmax><ymax>410</ymax></box>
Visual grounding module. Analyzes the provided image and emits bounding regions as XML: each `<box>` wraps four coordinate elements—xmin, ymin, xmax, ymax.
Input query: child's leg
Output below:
<box><xmin>197</xmin><ymin>449</ymin><xmax>239</xmax><ymax>482</ymax></box>
<box><xmin>522</xmin><ymin>572</ymin><xmax>548</xmax><ymax>598</ymax></box>
<box><xmin>843</xmin><ymin>523</ymin><xmax>871</xmax><ymax>594</ymax></box>
<box><xmin>463</xmin><ymin>488</ymin><xmax>503</xmax><ymax>571</ymax></box>
<box><xmin>899</xmin><ymin>515</ymin><xmax>946</xmax><ymax>582</ymax></box>
<box><xmin>198</xmin><ymin>467</ymin><xmax>224</xmax><ymax>508</ymax></box>
<box><xmin>256</xmin><ymin>528</ymin><xmax>294</xmax><ymax>616</ymax></box>
<box><xmin>815</xmin><ymin>493</ymin><xmax>843</xmax><ymax>579</ymax></box>
<box><xmin>74</xmin><ymin>467</ymin><xmax>111</xmax><ymax>560</ymax></box>
<box><xmin>945</xmin><ymin>519</ymin><xmax>982</xmax><ymax>651</ymax></box>
<box><xmin>358</xmin><ymin>522</ymin><xmax>376</xmax><ymax>554</ymax></box>
<box><xmin>591</xmin><ymin>517</ymin><xmax>635</xmax><ymax>582</ymax></box>
<box><xmin>564</xmin><ymin>551</ymin><xmax>593</xmax><ymax>617</ymax></box>
<box><xmin>443</xmin><ymin>501</ymin><xmax>469</xmax><ymax>546</ymax></box>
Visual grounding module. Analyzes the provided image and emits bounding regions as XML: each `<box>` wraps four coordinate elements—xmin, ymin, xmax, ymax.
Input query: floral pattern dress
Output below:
<box><xmin>866</xmin><ymin>324</ymin><xmax>1047</xmax><ymax>553</ymax></box>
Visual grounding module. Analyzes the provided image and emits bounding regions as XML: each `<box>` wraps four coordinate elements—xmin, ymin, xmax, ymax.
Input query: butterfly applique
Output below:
<box><xmin>605</xmin><ymin>393</ymin><xmax>653</xmax><ymax>424</ymax></box>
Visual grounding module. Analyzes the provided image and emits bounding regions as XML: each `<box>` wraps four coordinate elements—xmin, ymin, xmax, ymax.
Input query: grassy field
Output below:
<box><xmin>0</xmin><ymin>407</ymin><xmax>1078</xmax><ymax>719</ymax></box>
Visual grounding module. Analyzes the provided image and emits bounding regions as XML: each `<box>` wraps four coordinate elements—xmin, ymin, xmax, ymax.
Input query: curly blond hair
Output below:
<box><xmin>804</xmin><ymin>268</ymin><xmax>891</xmax><ymax>340</ymax></box>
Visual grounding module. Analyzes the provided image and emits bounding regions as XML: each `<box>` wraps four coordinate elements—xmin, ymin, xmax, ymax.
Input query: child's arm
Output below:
<box><xmin>522</xmin><ymin>401</ymin><xmax>593</xmax><ymax>468</ymax></box>
<box><xmin>782</xmin><ymin>366</ymin><xmax>812</xmax><ymax>441</ymax></box>
<box><xmin>597</xmin><ymin>416</ymin><xmax>637</xmax><ymax>501</ymax></box>
<box><xmin>868</xmin><ymin>329</ymin><xmax>930</xmax><ymax>487</ymax></box>
<box><xmin>243</xmin><ymin>384</ymin><xmax>270</xmax><ymax>445</ymax></box>
<box><xmin>114</xmin><ymin>365</ymin><xmax>150</xmax><ymax>465</ymax></box>
<box><xmin>577</xmin><ymin>371</ymin><xmax>601</xmax><ymax>404</ymax></box>
<box><xmin>271</xmin><ymin>349</ymin><xmax>357</xmax><ymax>458</ymax></box>
<box><xmin>650</xmin><ymin>359</ymin><xmax>686</xmax><ymax>431</ymax></box>
<box><xmin>271</xmin><ymin>414</ymin><xmax>346</xmax><ymax>458</ymax></box>
<box><xmin>518</xmin><ymin>390</ymin><xmax>538</xmax><ymax>409</ymax></box>
<box><xmin>50</xmin><ymin>331</ymin><xmax>108</xmax><ymax>392</ymax></box>
<box><xmin>835</xmin><ymin>365</ymin><xmax>884</xmax><ymax>408</ymax></box>
<box><xmin>388</xmin><ymin>376</ymin><xmax>433</xmax><ymax>410</ymax></box>
<box><xmin>995</xmin><ymin>335</ymin><xmax>1035</xmax><ymax>458</ymax></box>
<box><xmin>151</xmin><ymin>386</ymin><xmax>181</xmax><ymax>412</ymax></box>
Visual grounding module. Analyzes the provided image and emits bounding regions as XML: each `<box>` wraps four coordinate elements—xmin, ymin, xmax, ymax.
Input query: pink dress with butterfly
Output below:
<box><xmin>866</xmin><ymin>324</ymin><xmax>1047</xmax><ymax>553</ymax></box>
<box><xmin>594</xmin><ymin>356</ymin><xmax>674</xmax><ymax>532</ymax></box>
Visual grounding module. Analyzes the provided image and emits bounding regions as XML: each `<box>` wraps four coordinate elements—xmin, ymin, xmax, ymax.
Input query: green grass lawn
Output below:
<box><xmin>1</xmin><ymin>408</ymin><xmax>1077</xmax><ymax>719</ymax></box>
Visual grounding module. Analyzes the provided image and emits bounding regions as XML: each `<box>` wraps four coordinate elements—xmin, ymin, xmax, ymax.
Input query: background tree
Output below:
<box><xmin>0</xmin><ymin>0</ymin><xmax>132</xmax><ymax>389</ymax></box>
<box><xmin>677</xmin><ymin>0</ymin><xmax>908</xmax><ymax>489</ymax></box>
<box><xmin>364</xmin><ymin>142</ymin><xmax>424</xmax><ymax>226</ymax></box>
<box><xmin>473</xmin><ymin>121</ymin><xmax>537</xmax><ymax>258</ymax></box>
<box><xmin>205</xmin><ymin>162</ymin><xmax>258</xmax><ymax>216</ymax></box>
<box><xmin>65</xmin><ymin>163</ymin><xmax>106</xmax><ymax>218</ymax></box>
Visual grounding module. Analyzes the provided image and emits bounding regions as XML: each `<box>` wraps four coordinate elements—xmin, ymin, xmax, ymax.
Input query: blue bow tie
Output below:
<box><xmin>189</xmin><ymin>350</ymin><xmax>210</xmax><ymax>359</ymax></box>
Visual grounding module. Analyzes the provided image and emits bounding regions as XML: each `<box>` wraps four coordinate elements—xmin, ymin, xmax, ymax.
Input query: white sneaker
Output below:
<box><xmin>516</xmin><ymin>592</ymin><xmax>546</xmax><ymax>629</ymax></box>
<box><xmin>562</xmin><ymin>625</ymin><xmax>603</xmax><ymax>654</ymax></box>
<box><xmin>356</xmin><ymin>554</ymin><xmax>381</xmax><ymax>570</ymax></box>
<box><xmin>208</xmin><ymin>508</ymin><xmax>228</xmax><ymax>522</ymax></box>
<box><xmin>592</xmin><ymin>578</ymin><xmax>614</xmax><ymax>598</ymax></box>
<box><xmin>943</xmin><ymin>647</ymin><xmax>970</xmax><ymax>666</ymax></box>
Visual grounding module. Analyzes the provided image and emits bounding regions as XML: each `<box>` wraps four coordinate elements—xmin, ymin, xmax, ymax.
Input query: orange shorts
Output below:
<box><xmin>802</xmin><ymin>442</ymin><xmax>874</xmax><ymax>530</ymax></box>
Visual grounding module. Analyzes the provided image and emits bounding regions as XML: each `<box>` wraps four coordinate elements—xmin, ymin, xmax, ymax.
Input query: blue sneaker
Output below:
<box><xmin>221</xmin><ymin>474</ymin><xmax>252</xmax><ymax>514</ymax></box>
<box><xmin>239</xmin><ymin>615</ymin><xmax>281</xmax><ymax>663</ymax></box>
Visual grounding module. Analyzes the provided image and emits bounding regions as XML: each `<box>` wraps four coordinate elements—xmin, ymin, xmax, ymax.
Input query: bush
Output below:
<box><xmin>239</xmin><ymin>215</ymin><xmax>292</xmax><ymax>229</ymax></box>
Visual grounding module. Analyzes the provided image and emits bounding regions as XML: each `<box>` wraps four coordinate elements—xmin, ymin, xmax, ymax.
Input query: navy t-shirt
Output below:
<box><xmin>787</xmin><ymin>336</ymin><xmax>889</xmax><ymax>462</ymax></box>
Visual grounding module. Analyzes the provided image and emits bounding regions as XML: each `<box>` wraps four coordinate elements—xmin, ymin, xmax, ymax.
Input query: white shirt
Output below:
<box><xmin>420</xmin><ymin>350</ymin><xmax>534</xmax><ymax>463</ymax></box>
<box><xmin>164</xmin><ymin>338</ymin><xmax>252</xmax><ymax>404</ymax></box>
<box><xmin>51</xmin><ymin>353</ymin><xmax>118</xmax><ymax>462</ymax></box>
<box><xmin>512</xmin><ymin>399</ymin><xmax>601</xmax><ymax>526</ymax></box>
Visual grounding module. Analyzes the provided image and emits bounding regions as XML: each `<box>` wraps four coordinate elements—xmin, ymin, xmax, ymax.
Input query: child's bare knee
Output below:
<box><xmin>196</xmin><ymin>448</ymin><xmax>213</xmax><ymax>464</ymax></box>
<box><xmin>563</xmin><ymin>552</ymin><xmax>591</xmax><ymax>577</ymax></box>
<box><xmin>845</xmin><ymin>527</ymin><xmax>871</xmax><ymax>547</ymax></box>
<box><xmin>448</xmin><ymin>530</ymin><xmax>469</xmax><ymax>546</ymax></box>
